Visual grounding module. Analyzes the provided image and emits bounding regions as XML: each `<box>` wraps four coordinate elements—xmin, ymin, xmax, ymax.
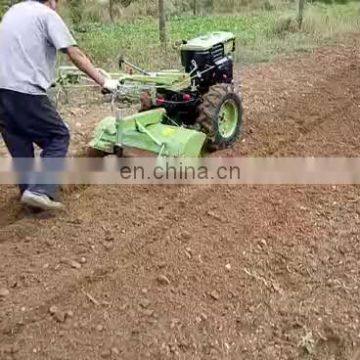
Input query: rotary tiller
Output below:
<box><xmin>89</xmin><ymin>32</ymin><xmax>243</xmax><ymax>157</ymax></box>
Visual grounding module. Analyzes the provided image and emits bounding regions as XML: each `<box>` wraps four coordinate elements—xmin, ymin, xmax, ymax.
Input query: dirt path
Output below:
<box><xmin>1</xmin><ymin>38</ymin><xmax>360</xmax><ymax>360</ymax></box>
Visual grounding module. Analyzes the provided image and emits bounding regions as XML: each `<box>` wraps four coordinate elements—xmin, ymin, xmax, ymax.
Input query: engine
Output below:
<box><xmin>180</xmin><ymin>32</ymin><xmax>235</xmax><ymax>89</ymax></box>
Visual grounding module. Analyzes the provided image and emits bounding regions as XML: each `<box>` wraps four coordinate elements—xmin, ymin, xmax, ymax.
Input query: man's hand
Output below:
<box><xmin>103</xmin><ymin>79</ymin><xmax>119</xmax><ymax>93</ymax></box>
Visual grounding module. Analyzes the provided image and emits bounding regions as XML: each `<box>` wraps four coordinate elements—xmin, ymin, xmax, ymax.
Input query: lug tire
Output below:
<box><xmin>197</xmin><ymin>84</ymin><xmax>243</xmax><ymax>151</ymax></box>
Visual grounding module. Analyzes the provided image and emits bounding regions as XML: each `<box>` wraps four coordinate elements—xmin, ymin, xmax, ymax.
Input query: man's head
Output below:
<box><xmin>36</xmin><ymin>0</ymin><xmax>59</xmax><ymax>11</ymax></box>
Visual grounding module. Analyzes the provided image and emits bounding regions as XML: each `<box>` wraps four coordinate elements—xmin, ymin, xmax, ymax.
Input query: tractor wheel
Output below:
<box><xmin>197</xmin><ymin>84</ymin><xmax>243</xmax><ymax>151</ymax></box>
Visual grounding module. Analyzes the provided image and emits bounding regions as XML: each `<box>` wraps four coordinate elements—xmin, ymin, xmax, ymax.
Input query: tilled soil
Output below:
<box><xmin>1</xmin><ymin>37</ymin><xmax>360</xmax><ymax>360</ymax></box>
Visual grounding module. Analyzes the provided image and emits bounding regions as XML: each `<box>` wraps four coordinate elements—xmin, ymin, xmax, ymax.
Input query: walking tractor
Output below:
<box><xmin>89</xmin><ymin>32</ymin><xmax>243</xmax><ymax>157</ymax></box>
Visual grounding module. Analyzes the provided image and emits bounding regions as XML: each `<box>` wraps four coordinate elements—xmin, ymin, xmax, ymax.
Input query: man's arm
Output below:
<box><xmin>45</xmin><ymin>12</ymin><xmax>118</xmax><ymax>92</ymax></box>
<box><xmin>66</xmin><ymin>46</ymin><xmax>105</xmax><ymax>87</ymax></box>
<box><xmin>66</xmin><ymin>46</ymin><xmax>119</xmax><ymax>92</ymax></box>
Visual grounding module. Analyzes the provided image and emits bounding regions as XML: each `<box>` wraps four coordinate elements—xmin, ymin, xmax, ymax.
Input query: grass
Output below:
<box><xmin>302</xmin><ymin>1</ymin><xmax>360</xmax><ymax>37</ymax></box>
<box><xmin>68</xmin><ymin>1</ymin><xmax>360</xmax><ymax>70</ymax></box>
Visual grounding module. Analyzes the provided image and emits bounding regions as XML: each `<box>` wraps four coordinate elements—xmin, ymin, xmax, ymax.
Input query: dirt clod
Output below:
<box><xmin>143</xmin><ymin>309</ymin><xmax>154</xmax><ymax>317</ymax></box>
<box><xmin>209</xmin><ymin>290</ymin><xmax>220</xmax><ymax>301</ymax></box>
<box><xmin>156</xmin><ymin>275</ymin><xmax>171</xmax><ymax>286</ymax></box>
<box><xmin>206</xmin><ymin>211</ymin><xmax>222</xmax><ymax>221</ymax></box>
<box><xmin>0</xmin><ymin>288</ymin><xmax>10</xmax><ymax>298</ymax></box>
<box><xmin>54</xmin><ymin>311</ymin><xmax>66</xmax><ymax>323</ymax></box>
<box><xmin>101</xmin><ymin>350</ymin><xmax>111</xmax><ymax>358</ymax></box>
<box><xmin>49</xmin><ymin>305</ymin><xmax>58</xmax><ymax>315</ymax></box>
<box><xmin>139</xmin><ymin>299</ymin><xmax>151</xmax><ymax>309</ymax></box>
<box><xmin>96</xmin><ymin>325</ymin><xmax>104</xmax><ymax>332</ymax></box>
<box><xmin>111</xmin><ymin>347</ymin><xmax>120</xmax><ymax>355</ymax></box>
<box><xmin>49</xmin><ymin>306</ymin><xmax>66</xmax><ymax>323</ymax></box>
<box><xmin>102</xmin><ymin>242</ymin><xmax>114</xmax><ymax>251</ymax></box>
<box><xmin>60</xmin><ymin>258</ymin><xmax>82</xmax><ymax>269</ymax></box>
<box><xmin>2</xmin><ymin>344</ymin><xmax>19</xmax><ymax>354</ymax></box>
<box><xmin>181</xmin><ymin>231</ymin><xmax>191</xmax><ymax>240</ymax></box>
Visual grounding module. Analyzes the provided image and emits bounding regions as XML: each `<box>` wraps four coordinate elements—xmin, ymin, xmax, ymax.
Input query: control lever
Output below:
<box><xmin>119</xmin><ymin>56</ymin><xmax>151</xmax><ymax>76</ymax></box>
<box><xmin>189</xmin><ymin>59</ymin><xmax>199</xmax><ymax>77</ymax></box>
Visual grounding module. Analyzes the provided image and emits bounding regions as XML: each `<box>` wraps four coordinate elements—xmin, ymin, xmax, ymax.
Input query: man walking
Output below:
<box><xmin>0</xmin><ymin>0</ymin><xmax>118</xmax><ymax>210</ymax></box>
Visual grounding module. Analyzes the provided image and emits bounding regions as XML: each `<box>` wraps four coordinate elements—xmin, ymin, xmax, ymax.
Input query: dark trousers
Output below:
<box><xmin>0</xmin><ymin>89</ymin><xmax>70</xmax><ymax>199</ymax></box>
